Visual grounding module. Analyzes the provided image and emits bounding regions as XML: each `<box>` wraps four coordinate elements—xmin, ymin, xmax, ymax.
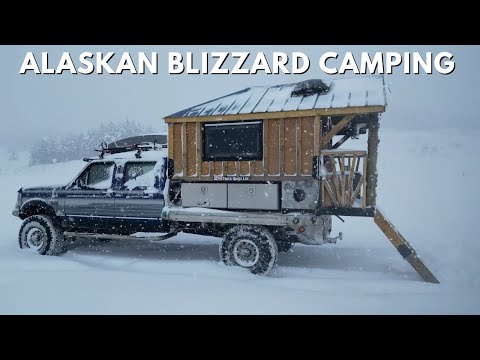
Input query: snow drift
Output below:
<box><xmin>0</xmin><ymin>128</ymin><xmax>479</xmax><ymax>314</ymax></box>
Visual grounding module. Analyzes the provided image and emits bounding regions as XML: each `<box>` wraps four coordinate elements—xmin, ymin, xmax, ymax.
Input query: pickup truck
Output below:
<box><xmin>12</xmin><ymin>143</ymin><xmax>338</xmax><ymax>275</ymax></box>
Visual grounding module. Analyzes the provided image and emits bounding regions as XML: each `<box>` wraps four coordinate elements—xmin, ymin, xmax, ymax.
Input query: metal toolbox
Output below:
<box><xmin>181</xmin><ymin>183</ymin><xmax>227</xmax><ymax>208</ymax></box>
<box><xmin>227</xmin><ymin>183</ymin><xmax>279</xmax><ymax>210</ymax></box>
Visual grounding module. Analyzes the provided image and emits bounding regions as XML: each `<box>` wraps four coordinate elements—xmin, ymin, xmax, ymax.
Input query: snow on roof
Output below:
<box><xmin>102</xmin><ymin>148</ymin><xmax>168</xmax><ymax>161</ymax></box>
<box><xmin>166</xmin><ymin>76</ymin><xmax>387</xmax><ymax>119</ymax></box>
<box><xmin>107</xmin><ymin>134</ymin><xmax>167</xmax><ymax>148</ymax></box>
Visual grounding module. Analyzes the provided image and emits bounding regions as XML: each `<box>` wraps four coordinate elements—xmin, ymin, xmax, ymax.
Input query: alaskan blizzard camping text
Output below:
<box><xmin>19</xmin><ymin>51</ymin><xmax>456</xmax><ymax>75</ymax></box>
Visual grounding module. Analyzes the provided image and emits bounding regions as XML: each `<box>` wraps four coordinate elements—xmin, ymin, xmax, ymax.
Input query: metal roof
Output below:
<box><xmin>166</xmin><ymin>76</ymin><xmax>387</xmax><ymax>119</ymax></box>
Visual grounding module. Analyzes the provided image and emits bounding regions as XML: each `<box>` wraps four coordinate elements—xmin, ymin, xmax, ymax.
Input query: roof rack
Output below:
<box><xmin>84</xmin><ymin>141</ymin><xmax>167</xmax><ymax>162</ymax></box>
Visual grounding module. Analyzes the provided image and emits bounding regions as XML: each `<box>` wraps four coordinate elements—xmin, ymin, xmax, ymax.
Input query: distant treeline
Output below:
<box><xmin>29</xmin><ymin>120</ymin><xmax>152</xmax><ymax>165</ymax></box>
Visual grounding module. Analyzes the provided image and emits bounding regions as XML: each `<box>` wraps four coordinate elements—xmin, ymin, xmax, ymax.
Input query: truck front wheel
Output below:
<box><xmin>18</xmin><ymin>215</ymin><xmax>66</xmax><ymax>256</ymax></box>
<box><xmin>219</xmin><ymin>225</ymin><xmax>278</xmax><ymax>275</ymax></box>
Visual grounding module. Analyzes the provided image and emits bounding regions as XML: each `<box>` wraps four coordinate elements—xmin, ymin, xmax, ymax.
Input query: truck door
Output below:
<box><xmin>63</xmin><ymin>161</ymin><xmax>116</xmax><ymax>230</ymax></box>
<box><xmin>114</xmin><ymin>159</ymin><xmax>166</xmax><ymax>233</ymax></box>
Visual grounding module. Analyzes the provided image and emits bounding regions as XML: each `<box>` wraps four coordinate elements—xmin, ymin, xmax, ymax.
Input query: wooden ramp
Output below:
<box><xmin>374</xmin><ymin>208</ymin><xmax>439</xmax><ymax>284</ymax></box>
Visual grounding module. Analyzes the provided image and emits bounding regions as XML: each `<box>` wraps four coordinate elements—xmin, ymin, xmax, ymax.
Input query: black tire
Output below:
<box><xmin>277</xmin><ymin>241</ymin><xmax>294</xmax><ymax>253</ymax></box>
<box><xmin>272</xmin><ymin>229</ymin><xmax>296</xmax><ymax>253</ymax></box>
<box><xmin>219</xmin><ymin>225</ymin><xmax>278</xmax><ymax>275</ymax></box>
<box><xmin>219</xmin><ymin>231</ymin><xmax>237</xmax><ymax>267</ymax></box>
<box><xmin>18</xmin><ymin>215</ymin><xmax>66</xmax><ymax>256</ymax></box>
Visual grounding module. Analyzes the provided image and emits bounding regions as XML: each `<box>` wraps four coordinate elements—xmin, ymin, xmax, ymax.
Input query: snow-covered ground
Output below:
<box><xmin>0</xmin><ymin>128</ymin><xmax>479</xmax><ymax>314</ymax></box>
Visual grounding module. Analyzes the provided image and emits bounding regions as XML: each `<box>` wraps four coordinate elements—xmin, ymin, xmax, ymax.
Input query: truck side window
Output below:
<box><xmin>76</xmin><ymin>162</ymin><xmax>115</xmax><ymax>190</ymax></box>
<box><xmin>122</xmin><ymin>161</ymin><xmax>157</xmax><ymax>191</ymax></box>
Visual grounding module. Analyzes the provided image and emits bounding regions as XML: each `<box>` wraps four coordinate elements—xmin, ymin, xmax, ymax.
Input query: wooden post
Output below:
<box><xmin>167</xmin><ymin>124</ymin><xmax>174</xmax><ymax>160</ymax></box>
<box><xmin>319</xmin><ymin>114</ymin><xmax>355</xmax><ymax>150</ymax></box>
<box><xmin>279</xmin><ymin>118</ymin><xmax>285</xmax><ymax>176</ymax></box>
<box><xmin>195</xmin><ymin>122</ymin><xmax>201</xmax><ymax>178</ymax></box>
<box><xmin>366</xmin><ymin>114</ymin><xmax>379</xmax><ymax>207</ymax></box>
<box><xmin>374</xmin><ymin>208</ymin><xmax>439</xmax><ymax>284</ymax></box>
<box><xmin>313</xmin><ymin>115</ymin><xmax>321</xmax><ymax>155</ymax></box>
<box><xmin>321</xmin><ymin>117</ymin><xmax>330</xmax><ymax>150</ymax></box>
<box><xmin>296</xmin><ymin>118</ymin><xmax>302</xmax><ymax>176</ymax></box>
<box><xmin>181</xmin><ymin>122</ymin><xmax>187</xmax><ymax>173</ymax></box>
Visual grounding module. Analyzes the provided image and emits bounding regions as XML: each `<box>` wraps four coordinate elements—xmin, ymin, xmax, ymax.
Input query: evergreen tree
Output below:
<box><xmin>8</xmin><ymin>151</ymin><xmax>18</xmax><ymax>161</ymax></box>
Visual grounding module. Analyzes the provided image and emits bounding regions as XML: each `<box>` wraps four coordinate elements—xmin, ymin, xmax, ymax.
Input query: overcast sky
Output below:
<box><xmin>1</xmin><ymin>45</ymin><xmax>479</xmax><ymax>151</ymax></box>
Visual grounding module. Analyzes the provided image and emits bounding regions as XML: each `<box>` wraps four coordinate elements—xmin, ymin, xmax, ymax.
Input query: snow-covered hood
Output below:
<box><xmin>21</xmin><ymin>185</ymin><xmax>64</xmax><ymax>193</ymax></box>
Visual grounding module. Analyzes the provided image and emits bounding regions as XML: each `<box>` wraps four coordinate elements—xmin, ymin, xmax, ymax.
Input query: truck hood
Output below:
<box><xmin>21</xmin><ymin>185</ymin><xmax>64</xmax><ymax>193</ymax></box>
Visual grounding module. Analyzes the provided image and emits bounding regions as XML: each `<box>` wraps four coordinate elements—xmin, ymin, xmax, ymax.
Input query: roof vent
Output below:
<box><xmin>291</xmin><ymin>79</ymin><xmax>330</xmax><ymax>97</ymax></box>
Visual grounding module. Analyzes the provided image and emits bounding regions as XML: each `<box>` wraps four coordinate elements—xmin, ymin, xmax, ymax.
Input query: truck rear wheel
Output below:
<box><xmin>277</xmin><ymin>241</ymin><xmax>294</xmax><ymax>253</ymax></box>
<box><xmin>18</xmin><ymin>215</ymin><xmax>66</xmax><ymax>256</ymax></box>
<box><xmin>219</xmin><ymin>225</ymin><xmax>278</xmax><ymax>275</ymax></box>
<box><xmin>272</xmin><ymin>230</ymin><xmax>296</xmax><ymax>253</ymax></box>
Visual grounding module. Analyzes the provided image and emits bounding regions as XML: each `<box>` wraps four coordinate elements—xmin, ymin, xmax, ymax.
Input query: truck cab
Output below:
<box><xmin>13</xmin><ymin>144</ymin><xmax>170</xmax><ymax>256</ymax></box>
<box><xmin>64</xmin><ymin>151</ymin><xmax>168</xmax><ymax>234</ymax></box>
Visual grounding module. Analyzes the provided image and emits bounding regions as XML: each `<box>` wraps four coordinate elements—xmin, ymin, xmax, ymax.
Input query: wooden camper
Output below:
<box><xmin>164</xmin><ymin>77</ymin><xmax>385</xmax><ymax>217</ymax></box>
<box><xmin>164</xmin><ymin>77</ymin><xmax>439</xmax><ymax>283</ymax></box>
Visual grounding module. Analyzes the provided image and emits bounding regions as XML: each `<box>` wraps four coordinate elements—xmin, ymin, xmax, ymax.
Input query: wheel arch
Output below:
<box><xmin>19</xmin><ymin>199</ymin><xmax>56</xmax><ymax>220</ymax></box>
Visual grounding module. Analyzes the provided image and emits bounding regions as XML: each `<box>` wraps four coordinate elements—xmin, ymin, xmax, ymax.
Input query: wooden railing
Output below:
<box><xmin>320</xmin><ymin>150</ymin><xmax>367</xmax><ymax>209</ymax></box>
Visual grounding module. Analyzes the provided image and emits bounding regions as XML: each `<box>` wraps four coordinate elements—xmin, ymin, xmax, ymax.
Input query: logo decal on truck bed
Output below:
<box><xmin>213</xmin><ymin>176</ymin><xmax>251</xmax><ymax>181</ymax></box>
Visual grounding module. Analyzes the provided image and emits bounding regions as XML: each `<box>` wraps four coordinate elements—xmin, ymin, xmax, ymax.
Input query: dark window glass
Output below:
<box><xmin>203</xmin><ymin>121</ymin><xmax>263</xmax><ymax>161</ymax></box>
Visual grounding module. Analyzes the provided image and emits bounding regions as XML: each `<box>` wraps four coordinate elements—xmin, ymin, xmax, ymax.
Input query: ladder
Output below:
<box><xmin>374</xmin><ymin>208</ymin><xmax>439</xmax><ymax>284</ymax></box>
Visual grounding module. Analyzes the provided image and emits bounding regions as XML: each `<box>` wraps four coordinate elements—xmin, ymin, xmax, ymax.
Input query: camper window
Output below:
<box><xmin>203</xmin><ymin>121</ymin><xmax>263</xmax><ymax>161</ymax></box>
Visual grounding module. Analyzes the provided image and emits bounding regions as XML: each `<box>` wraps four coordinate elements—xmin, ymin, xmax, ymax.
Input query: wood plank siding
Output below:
<box><xmin>168</xmin><ymin>116</ymin><xmax>328</xmax><ymax>181</ymax></box>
